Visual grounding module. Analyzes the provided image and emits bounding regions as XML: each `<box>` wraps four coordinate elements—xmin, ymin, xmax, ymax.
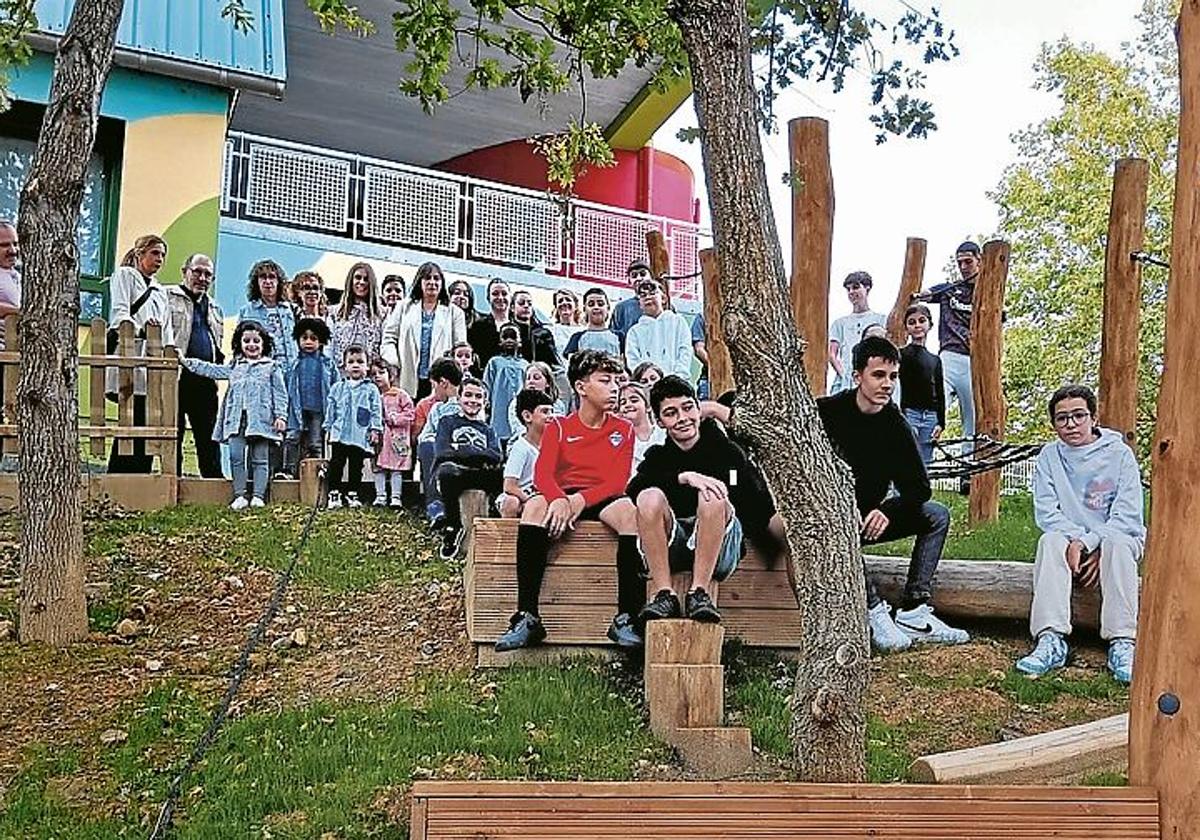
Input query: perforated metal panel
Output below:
<box><xmin>573</xmin><ymin>206</ymin><xmax>663</xmax><ymax>284</ymax></box>
<box><xmin>245</xmin><ymin>143</ymin><xmax>349</xmax><ymax>232</ymax></box>
<box><xmin>220</xmin><ymin>140</ymin><xmax>234</xmax><ymax>214</ymax></box>
<box><xmin>471</xmin><ymin>186</ymin><xmax>562</xmax><ymax>271</ymax></box>
<box><xmin>668</xmin><ymin>225</ymin><xmax>701</xmax><ymax>300</ymax></box>
<box><xmin>362</xmin><ymin>164</ymin><xmax>461</xmax><ymax>252</ymax></box>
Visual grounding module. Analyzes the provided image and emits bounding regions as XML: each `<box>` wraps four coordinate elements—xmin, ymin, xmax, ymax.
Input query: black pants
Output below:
<box><xmin>177</xmin><ymin>370</ymin><xmax>222</xmax><ymax>478</ymax></box>
<box><xmin>415</xmin><ymin>378</ymin><xmax>432</xmax><ymax>400</ymax></box>
<box><xmin>435</xmin><ymin>462</ymin><xmax>502</xmax><ymax>528</ymax></box>
<box><xmin>861</xmin><ymin>499</ymin><xmax>950</xmax><ymax>610</ymax></box>
<box><xmin>108</xmin><ymin>394</ymin><xmax>153</xmax><ymax>474</ymax></box>
<box><xmin>328</xmin><ymin>442</ymin><xmax>366</xmax><ymax>496</ymax></box>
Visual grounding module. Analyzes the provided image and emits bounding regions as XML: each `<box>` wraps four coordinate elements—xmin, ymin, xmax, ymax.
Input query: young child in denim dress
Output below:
<box><xmin>180</xmin><ymin>321</ymin><xmax>288</xmax><ymax>509</ymax></box>
<box><xmin>285</xmin><ymin>317</ymin><xmax>339</xmax><ymax>476</ymax></box>
<box><xmin>325</xmin><ymin>345</ymin><xmax>384</xmax><ymax>509</ymax></box>
<box><xmin>370</xmin><ymin>358</ymin><xmax>415</xmax><ymax>507</ymax></box>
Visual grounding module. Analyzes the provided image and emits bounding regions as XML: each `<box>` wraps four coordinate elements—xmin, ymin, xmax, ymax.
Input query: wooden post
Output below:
<box><xmin>116</xmin><ymin>320</ymin><xmax>135</xmax><ymax>457</ymax></box>
<box><xmin>88</xmin><ymin>318</ymin><xmax>106</xmax><ymax>456</ymax></box>
<box><xmin>1098</xmin><ymin>158</ymin><xmax>1149</xmax><ymax>446</ymax></box>
<box><xmin>2</xmin><ymin>313</ymin><xmax>18</xmax><ymax>456</ymax></box>
<box><xmin>645</xmin><ymin>228</ymin><xmax>672</xmax><ymax>309</ymax></box>
<box><xmin>968</xmin><ymin>239</ymin><xmax>1009</xmax><ymax>525</ymax></box>
<box><xmin>788</xmin><ymin>117</ymin><xmax>834</xmax><ymax>396</ymax></box>
<box><xmin>886</xmin><ymin>238</ymin><xmax>928</xmax><ymax>346</ymax></box>
<box><xmin>1129</xmin><ymin>5</ymin><xmax>1200</xmax><ymax>836</ymax></box>
<box><xmin>699</xmin><ymin>248</ymin><xmax>733</xmax><ymax>397</ymax></box>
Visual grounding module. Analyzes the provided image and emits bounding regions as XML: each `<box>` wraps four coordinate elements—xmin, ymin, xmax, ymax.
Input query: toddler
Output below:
<box><xmin>325</xmin><ymin>345</ymin><xmax>384</xmax><ymax>508</ymax></box>
<box><xmin>371</xmin><ymin>359</ymin><xmax>415</xmax><ymax>506</ymax></box>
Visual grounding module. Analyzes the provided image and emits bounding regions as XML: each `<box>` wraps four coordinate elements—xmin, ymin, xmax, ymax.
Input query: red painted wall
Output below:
<box><xmin>437</xmin><ymin>141</ymin><xmax>699</xmax><ymax>223</ymax></box>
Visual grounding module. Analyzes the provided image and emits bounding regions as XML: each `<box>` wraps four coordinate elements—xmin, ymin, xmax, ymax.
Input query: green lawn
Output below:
<box><xmin>868</xmin><ymin>491</ymin><xmax>1040</xmax><ymax>561</ymax></box>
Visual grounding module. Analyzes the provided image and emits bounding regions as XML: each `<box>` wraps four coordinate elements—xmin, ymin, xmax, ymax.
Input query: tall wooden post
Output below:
<box><xmin>1098</xmin><ymin>158</ymin><xmax>1149</xmax><ymax>445</ymax></box>
<box><xmin>1129</xmin><ymin>5</ymin><xmax>1200</xmax><ymax>836</ymax></box>
<box><xmin>967</xmin><ymin>240</ymin><xmax>1009</xmax><ymax>526</ymax></box>
<box><xmin>699</xmin><ymin>248</ymin><xmax>733</xmax><ymax>397</ymax></box>
<box><xmin>788</xmin><ymin>117</ymin><xmax>834</xmax><ymax>396</ymax></box>
<box><xmin>885</xmin><ymin>238</ymin><xmax>928</xmax><ymax>346</ymax></box>
<box><xmin>645</xmin><ymin>229</ymin><xmax>672</xmax><ymax>309</ymax></box>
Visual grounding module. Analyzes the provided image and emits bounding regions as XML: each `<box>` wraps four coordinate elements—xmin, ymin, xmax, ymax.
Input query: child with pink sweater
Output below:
<box><xmin>371</xmin><ymin>359</ymin><xmax>415</xmax><ymax>507</ymax></box>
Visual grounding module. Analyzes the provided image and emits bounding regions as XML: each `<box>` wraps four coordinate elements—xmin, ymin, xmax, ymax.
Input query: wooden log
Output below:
<box><xmin>671</xmin><ymin>726</ymin><xmax>753</xmax><ymax>779</ymax></box>
<box><xmin>457</xmin><ymin>489</ymin><xmax>489</xmax><ymax>559</ymax></box>
<box><xmin>299</xmin><ymin>458</ymin><xmax>325</xmax><ymax>507</ymax></box>
<box><xmin>645</xmin><ymin>228</ymin><xmax>672</xmax><ymax>310</ymax></box>
<box><xmin>144</xmin><ymin>324</ymin><xmax>163</xmax><ymax>462</ymax></box>
<box><xmin>1129</xmin><ymin>4</ymin><xmax>1200</xmax><ymax>836</ymax></box>
<box><xmin>645</xmin><ymin>663</ymin><xmax>724</xmax><ymax>737</ymax></box>
<box><xmin>1</xmin><ymin>313</ymin><xmax>18</xmax><ymax>455</ymax></box>
<box><xmin>910</xmin><ymin>713</ymin><xmax>1128</xmax><ymax>785</ymax></box>
<box><xmin>865</xmin><ymin>554</ymin><xmax>1112</xmax><ymax>633</ymax></box>
<box><xmin>160</xmin><ymin>340</ymin><xmax>179</xmax><ymax>476</ymax></box>
<box><xmin>116</xmin><ymin>320</ymin><xmax>135</xmax><ymax>456</ymax></box>
<box><xmin>886</xmin><ymin>238</ymin><xmax>928</xmax><ymax>346</ymax></box>
<box><xmin>700</xmin><ymin>248</ymin><xmax>733</xmax><ymax>397</ymax></box>
<box><xmin>88</xmin><ymin>318</ymin><xmax>106</xmax><ymax>456</ymax></box>
<box><xmin>969</xmin><ymin>240</ymin><xmax>1009</xmax><ymax>525</ymax></box>
<box><xmin>645</xmin><ymin>620</ymin><xmax>724</xmax><ymax>668</ymax></box>
<box><xmin>1098</xmin><ymin>157</ymin><xmax>1149</xmax><ymax>446</ymax></box>
<box><xmin>788</xmin><ymin>117</ymin><xmax>834</xmax><ymax>396</ymax></box>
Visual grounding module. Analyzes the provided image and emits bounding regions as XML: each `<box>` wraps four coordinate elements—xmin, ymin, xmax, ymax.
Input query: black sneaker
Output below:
<box><xmin>685</xmin><ymin>588</ymin><xmax>722</xmax><ymax>623</ymax></box>
<box><xmin>495</xmin><ymin>611</ymin><xmax>546</xmax><ymax>652</ymax></box>
<box><xmin>606</xmin><ymin>612</ymin><xmax>644</xmax><ymax>648</ymax></box>
<box><xmin>639</xmin><ymin>589</ymin><xmax>682</xmax><ymax>624</ymax></box>
<box><xmin>439</xmin><ymin>525</ymin><xmax>464</xmax><ymax>560</ymax></box>
<box><xmin>958</xmin><ymin>477</ymin><xmax>971</xmax><ymax>496</ymax></box>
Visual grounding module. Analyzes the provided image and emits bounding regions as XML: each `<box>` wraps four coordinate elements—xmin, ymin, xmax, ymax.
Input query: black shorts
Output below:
<box><xmin>565</xmin><ymin>491</ymin><xmax>623</xmax><ymax>522</ymax></box>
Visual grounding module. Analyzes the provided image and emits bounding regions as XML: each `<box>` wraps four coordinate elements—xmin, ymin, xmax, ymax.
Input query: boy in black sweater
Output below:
<box><xmin>898</xmin><ymin>303</ymin><xmax>945</xmax><ymax>464</ymax></box>
<box><xmin>628</xmin><ymin>376</ymin><xmax>788</xmax><ymax>625</ymax></box>
<box><xmin>431</xmin><ymin>376</ymin><xmax>503</xmax><ymax>560</ymax></box>
<box><xmin>817</xmin><ymin>335</ymin><xmax>968</xmax><ymax>653</ymax></box>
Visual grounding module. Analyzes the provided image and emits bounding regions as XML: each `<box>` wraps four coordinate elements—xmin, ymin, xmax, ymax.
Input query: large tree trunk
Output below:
<box><xmin>17</xmin><ymin>0</ymin><xmax>125</xmax><ymax>645</ymax></box>
<box><xmin>670</xmin><ymin>0</ymin><xmax>869</xmax><ymax>781</ymax></box>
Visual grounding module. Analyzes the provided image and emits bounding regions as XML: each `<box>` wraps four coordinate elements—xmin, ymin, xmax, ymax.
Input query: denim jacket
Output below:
<box><xmin>286</xmin><ymin>351</ymin><xmax>339</xmax><ymax>437</ymax></box>
<box><xmin>237</xmin><ymin>300</ymin><xmax>298</xmax><ymax>370</ymax></box>
<box><xmin>324</xmin><ymin>377</ymin><xmax>383</xmax><ymax>453</ymax></box>
<box><xmin>181</xmin><ymin>356</ymin><xmax>288</xmax><ymax>442</ymax></box>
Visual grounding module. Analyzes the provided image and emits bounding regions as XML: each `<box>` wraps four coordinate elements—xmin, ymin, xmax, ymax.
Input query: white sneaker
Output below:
<box><xmin>372</xmin><ymin>496</ymin><xmax>388</xmax><ymax>507</ymax></box>
<box><xmin>868</xmin><ymin>601</ymin><xmax>912</xmax><ymax>653</ymax></box>
<box><xmin>326</xmin><ymin>490</ymin><xmax>343</xmax><ymax>509</ymax></box>
<box><xmin>894</xmin><ymin>602</ymin><xmax>970</xmax><ymax>646</ymax></box>
<box><xmin>249</xmin><ymin>496</ymin><xmax>266</xmax><ymax>508</ymax></box>
<box><xmin>346</xmin><ymin>492</ymin><xmax>362</xmax><ymax>509</ymax></box>
<box><xmin>230</xmin><ymin>496</ymin><xmax>250</xmax><ymax>511</ymax></box>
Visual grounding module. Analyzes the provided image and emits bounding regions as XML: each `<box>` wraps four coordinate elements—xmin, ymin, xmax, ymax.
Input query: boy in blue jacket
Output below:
<box><xmin>324</xmin><ymin>345</ymin><xmax>383</xmax><ymax>508</ymax></box>
<box><xmin>285</xmin><ymin>317</ymin><xmax>338</xmax><ymax>477</ymax></box>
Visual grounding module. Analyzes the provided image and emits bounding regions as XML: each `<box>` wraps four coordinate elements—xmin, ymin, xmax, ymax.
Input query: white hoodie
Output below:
<box><xmin>1033</xmin><ymin>427</ymin><xmax>1146</xmax><ymax>553</ymax></box>
<box><xmin>625</xmin><ymin>310</ymin><xmax>693</xmax><ymax>379</ymax></box>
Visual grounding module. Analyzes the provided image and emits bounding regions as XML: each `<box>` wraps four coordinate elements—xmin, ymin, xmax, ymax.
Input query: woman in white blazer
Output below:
<box><xmin>380</xmin><ymin>261</ymin><xmax>465</xmax><ymax>398</ymax></box>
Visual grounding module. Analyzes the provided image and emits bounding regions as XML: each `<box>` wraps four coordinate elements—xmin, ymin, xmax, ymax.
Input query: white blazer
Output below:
<box><xmin>381</xmin><ymin>300</ymin><xmax>466</xmax><ymax>395</ymax></box>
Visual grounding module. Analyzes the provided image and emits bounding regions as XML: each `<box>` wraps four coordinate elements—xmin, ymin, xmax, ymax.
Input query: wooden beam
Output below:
<box><xmin>645</xmin><ymin>229</ymin><xmax>672</xmax><ymax>310</ymax></box>
<box><xmin>968</xmin><ymin>240</ymin><xmax>1010</xmax><ymax>525</ymax></box>
<box><xmin>1098</xmin><ymin>157</ymin><xmax>1149</xmax><ymax>446</ymax></box>
<box><xmin>886</xmin><ymin>238</ymin><xmax>928</xmax><ymax>346</ymax></box>
<box><xmin>788</xmin><ymin>117</ymin><xmax>834</xmax><ymax>396</ymax></box>
<box><xmin>910</xmin><ymin>714</ymin><xmax>1128</xmax><ymax>784</ymax></box>
<box><xmin>1129</xmin><ymin>4</ymin><xmax>1200</xmax><ymax>836</ymax></box>
<box><xmin>700</xmin><ymin>248</ymin><xmax>733</xmax><ymax>397</ymax></box>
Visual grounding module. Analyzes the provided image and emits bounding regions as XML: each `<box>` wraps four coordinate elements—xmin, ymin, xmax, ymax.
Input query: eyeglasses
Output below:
<box><xmin>189</xmin><ymin>268</ymin><xmax>213</xmax><ymax>278</ymax></box>
<box><xmin>1053</xmin><ymin>410</ymin><xmax>1091</xmax><ymax>427</ymax></box>
<box><xmin>629</xmin><ymin>269</ymin><xmax>651</xmax><ymax>280</ymax></box>
<box><xmin>636</xmin><ymin>283</ymin><xmax>659</xmax><ymax>296</ymax></box>
<box><xmin>300</xmin><ymin>285</ymin><xmax>321</xmax><ymax>293</ymax></box>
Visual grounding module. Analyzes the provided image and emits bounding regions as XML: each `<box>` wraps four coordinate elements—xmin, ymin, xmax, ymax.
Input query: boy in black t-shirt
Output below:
<box><xmin>628</xmin><ymin>376</ymin><xmax>787</xmax><ymax>625</ymax></box>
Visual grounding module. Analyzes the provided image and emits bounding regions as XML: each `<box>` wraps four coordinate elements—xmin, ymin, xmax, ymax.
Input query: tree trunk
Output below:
<box><xmin>17</xmin><ymin>0</ymin><xmax>126</xmax><ymax>645</ymax></box>
<box><xmin>670</xmin><ymin>0</ymin><xmax>869</xmax><ymax>781</ymax></box>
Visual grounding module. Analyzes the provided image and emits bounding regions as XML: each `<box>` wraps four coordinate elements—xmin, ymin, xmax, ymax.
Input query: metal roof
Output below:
<box><xmin>229</xmin><ymin>0</ymin><xmax>658</xmax><ymax>167</ymax></box>
<box><xmin>33</xmin><ymin>0</ymin><xmax>286</xmax><ymax>82</ymax></box>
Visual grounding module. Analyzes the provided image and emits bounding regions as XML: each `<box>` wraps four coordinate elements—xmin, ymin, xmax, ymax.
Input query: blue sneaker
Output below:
<box><xmin>606</xmin><ymin>612</ymin><xmax>643</xmax><ymax>648</ymax></box>
<box><xmin>1015</xmin><ymin>631</ymin><xmax>1068</xmax><ymax>676</ymax></box>
<box><xmin>1107</xmin><ymin>638</ymin><xmax>1135</xmax><ymax>684</ymax></box>
<box><xmin>495</xmin><ymin>611</ymin><xmax>546</xmax><ymax>652</ymax></box>
<box><xmin>425</xmin><ymin>499</ymin><xmax>445</xmax><ymax>524</ymax></box>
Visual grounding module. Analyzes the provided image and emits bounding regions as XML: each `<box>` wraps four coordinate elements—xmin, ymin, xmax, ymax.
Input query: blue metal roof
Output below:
<box><xmin>34</xmin><ymin>0</ymin><xmax>286</xmax><ymax>82</ymax></box>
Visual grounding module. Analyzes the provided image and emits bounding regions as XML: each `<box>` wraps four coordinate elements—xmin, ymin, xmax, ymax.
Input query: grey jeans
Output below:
<box><xmin>229</xmin><ymin>435</ymin><xmax>271</xmax><ymax>500</ymax></box>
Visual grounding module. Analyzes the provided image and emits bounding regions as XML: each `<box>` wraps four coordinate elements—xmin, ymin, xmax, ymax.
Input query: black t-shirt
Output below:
<box><xmin>899</xmin><ymin>343</ymin><xmax>946</xmax><ymax>428</ymax></box>
<box><xmin>927</xmin><ymin>278</ymin><xmax>975</xmax><ymax>356</ymax></box>
<box><xmin>626</xmin><ymin>418</ymin><xmax>776</xmax><ymax>539</ymax></box>
<box><xmin>816</xmin><ymin>389</ymin><xmax>931</xmax><ymax>517</ymax></box>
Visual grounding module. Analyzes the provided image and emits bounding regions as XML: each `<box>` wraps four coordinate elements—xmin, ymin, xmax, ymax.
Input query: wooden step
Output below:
<box><xmin>645</xmin><ymin>620</ymin><xmax>724</xmax><ymax>667</ymax></box>
<box><xmin>671</xmin><ymin>726</ymin><xmax>754</xmax><ymax>779</ymax></box>
<box><xmin>645</xmin><ymin>663</ymin><xmax>724</xmax><ymax>736</ymax></box>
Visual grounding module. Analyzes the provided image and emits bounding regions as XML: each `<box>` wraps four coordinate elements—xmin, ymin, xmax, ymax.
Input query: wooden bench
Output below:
<box><xmin>410</xmin><ymin>781</ymin><xmax>1160</xmax><ymax>839</ymax></box>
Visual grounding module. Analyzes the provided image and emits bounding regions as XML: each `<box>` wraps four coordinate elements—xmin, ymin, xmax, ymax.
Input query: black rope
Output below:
<box><xmin>147</xmin><ymin>468</ymin><xmax>326</xmax><ymax>839</ymax></box>
<box><xmin>925</xmin><ymin>434</ymin><xmax>1043</xmax><ymax>480</ymax></box>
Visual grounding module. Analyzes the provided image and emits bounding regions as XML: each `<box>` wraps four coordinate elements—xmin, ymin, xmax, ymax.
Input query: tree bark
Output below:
<box><xmin>17</xmin><ymin>0</ymin><xmax>126</xmax><ymax>645</ymax></box>
<box><xmin>670</xmin><ymin>0</ymin><xmax>868</xmax><ymax>781</ymax></box>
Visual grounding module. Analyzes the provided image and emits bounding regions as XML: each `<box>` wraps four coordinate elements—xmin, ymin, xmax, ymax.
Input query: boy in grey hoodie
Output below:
<box><xmin>1017</xmin><ymin>384</ymin><xmax>1144</xmax><ymax>683</ymax></box>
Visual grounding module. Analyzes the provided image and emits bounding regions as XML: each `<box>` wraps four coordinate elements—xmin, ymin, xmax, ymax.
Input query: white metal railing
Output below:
<box><xmin>930</xmin><ymin>458</ymin><xmax>1036</xmax><ymax>496</ymax></box>
<box><xmin>221</xmin><ymin>132</ymin><xmax>711</xmax><ymax>302</ymax></box>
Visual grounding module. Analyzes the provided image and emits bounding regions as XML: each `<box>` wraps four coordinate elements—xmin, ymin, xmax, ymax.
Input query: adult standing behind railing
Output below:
<box><xmin>328</xmin><ymin>262</ymin><xmax>383</xmax><ymax>367</ymax></box>
<box><xmin>106</xmin><ymin>234</ymin><xmax>173</xmax><ymax>474</ymax></box>
<box><xmin>380</xmin><ymin>262</ymin><xmax>465</xmax><ymax>399</ymax></box>
<box><xmin>167</xmin><ymin>254</ymin><xmax>224</xmax><ymax>478</ymax></box>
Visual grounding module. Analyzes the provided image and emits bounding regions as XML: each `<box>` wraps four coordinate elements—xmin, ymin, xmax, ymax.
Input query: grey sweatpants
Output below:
<box><xmin>1030</xmin><ymin>532</ymin><xmax>1141</xmax><ymax>641</ymax></box>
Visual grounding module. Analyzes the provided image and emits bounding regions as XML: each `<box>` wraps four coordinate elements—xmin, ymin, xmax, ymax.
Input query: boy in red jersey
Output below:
<box><xmin>495</xmin><ymin>350</ymin><xmax>642</xmax><ymax>651</ymax></box>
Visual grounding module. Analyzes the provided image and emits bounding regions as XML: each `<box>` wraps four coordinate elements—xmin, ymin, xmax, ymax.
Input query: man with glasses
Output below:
<box><xmin>611</xmin><ymin>260</ymin><xmax>655</xmax><ymax>350</ymax></box>
<box><xmin>167</xmin><ymin>254</ymin><xmax>225</xmax><ymax>477</ymax></box>
<box><xmin>1017</xmin><ymin>384</ymin><xmax>1144</xmax><ymax>684</ymax></box>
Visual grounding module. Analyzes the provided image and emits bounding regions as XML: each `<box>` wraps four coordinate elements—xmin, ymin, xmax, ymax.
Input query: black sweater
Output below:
<box><xmin>626</xmin><ymin>419</ymin><xmax>776</xmax><ymax>540</ymax></box>
<box><xmin>899</xmin><ymin>343</ymin><xmax>946</xmax><ymax>428</ymax></box>
<box><xmin>816</xmin><ymin>389</ymin><xmax>931</xmax><ymax>517</ymax></box>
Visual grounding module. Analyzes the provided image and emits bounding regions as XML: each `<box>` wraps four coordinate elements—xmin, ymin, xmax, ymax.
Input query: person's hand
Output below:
<box><xmin>369</xmin><ymin>430</ymin><xmax>381</xmax><ymax>447</ymax></box>
<box><xmin>1077</xmin><ymin>548</ymin><xmax>1101</xmax><ymax>588</ymax></box>
<box><xmin>273</xmin><ymin>418</ymin><xmax>286</xmax><ymax>433</ymax></box>
<box><xmin>911</xmin><ymin>290</ymin><xmax>930</xmax><ymax>303</ymax></box>
<box><xmin>543</xmin><ymin>497</ymin><xmax>575</xmax><ymax>538</ymax></box>
<box><xmin>1065</xmin><ymin>539</ymin><xmax>1085</xmax><ymax>575</ymax></box>
<box><xmin>862</xmin><ymin>509</ymin><xmax>890</xmax><ymax>542</ymax></box>
<box><xmin>931</xmin><ymin>426</ymin><xmax>943</xmax><ymax>441</ymax></box>
<box><xmin>698</xmin><ymin>400</ymin><xmax>730</xmax><ymax>424</ymax></box>
<box><xmin>680</xmin><ymin>471</ymin><xmax>728</xmax><ymax>502</ymax></box>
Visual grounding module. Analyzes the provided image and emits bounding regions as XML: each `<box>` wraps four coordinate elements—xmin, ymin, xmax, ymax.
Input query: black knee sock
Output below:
<box><xmin>615</xmin><ymin>535</ymin><xmax>644</xmax><ymax>617</ymax></box>
<box><xmin>515</xmin><ymin>524</ymin><xmax>550</xmax><ymax>616</ymax></box>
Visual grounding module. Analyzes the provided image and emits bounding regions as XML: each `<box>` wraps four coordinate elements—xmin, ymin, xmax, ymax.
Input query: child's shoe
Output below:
<box><xmin>250</xmin><ymin>496</ymin><xmax>265</xmax><ymax>508</ymax></box>
<box><xmin>326</xmin><ymin>490</ymin><xmax>343</xmax><ymax>509</ymax></box>
<box><xmin>372</xmin><ymin>495</ymin><xmax>388</xmax><ymax>508</ymax></box>
<box><xmin>230</xmin><ymin>496</ymin><xmax>250</xmax><ymax>511</ymax></box>
<box><xmin>346</xmin><ymin>492</ymin><xmax>362</xmax><ymax>509</ymax></box>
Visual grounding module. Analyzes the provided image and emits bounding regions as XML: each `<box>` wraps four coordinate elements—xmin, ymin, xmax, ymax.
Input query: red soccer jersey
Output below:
<box><xmin>535</xmin><ymin>412</ymin><xmax>634</xmax><ymax>506</ymax></box>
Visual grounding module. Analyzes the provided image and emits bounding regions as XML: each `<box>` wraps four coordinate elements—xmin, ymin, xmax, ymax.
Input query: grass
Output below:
<box><xmin>868</xmin><ymin>491</ymin><xmax>1041</xmax><ymax>561</ymax></box>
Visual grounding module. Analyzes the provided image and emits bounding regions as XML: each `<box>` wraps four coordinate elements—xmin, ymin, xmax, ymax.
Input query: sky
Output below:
<box><xmin>651</xmin><ymin>0</ymin><xmax>1146</xmax><ymax>326</ymax></box>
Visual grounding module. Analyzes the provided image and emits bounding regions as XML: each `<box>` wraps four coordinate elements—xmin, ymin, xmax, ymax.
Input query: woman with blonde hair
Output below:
<box><xmin>329</xmin><ymin>261</ymin><xmax>383</xmax><ymax>365</ymax></box>
<box><xmin>292</xmin><ymin>270</ymin><xmax>328</xmax><ymax>319</ymax></box>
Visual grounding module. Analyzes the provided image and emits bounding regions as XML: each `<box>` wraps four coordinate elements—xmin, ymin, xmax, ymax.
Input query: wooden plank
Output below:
<box><xmin>788</xmin><ymin>117</ymin><xmax>834</xmax><ymax>396</ymax></box>
<box><xmin>160</xmin><ymin>338</ymin><xmax>179</xmax><ymax>476</ymax></box>
<box><xmin>1</xmin><ymin>313</ymin><xmax>17</xmax><ymax>455</ymax></box>
<box><xmin>645</xmin><ymin>663</ymin><xmax>724</xmax><ymax>736</ymax></box>
<box><xmin>910</xmin><ymin>713</ymin><xmax>1128</xmax><ymax>784</ymax></box>
<box><xmin>116</xmin><ymin>320</ymin><xmax>135</xmax><ymax>456</ymax></box>
<box><xmin>968</xmin><ymin>240</ymin><xmax>1009</xmax><ymax>525</ymax></box>
<box><xmin>144</xmin><ymin>324</ymin><xmax>163</xmax><ymax>461</ymax></box>
<box><xmin>410</xmin><ymin>795</ymin><xmax>428</xmax><ymax>840</ymax></box>
<box><xmin>700</xmin><ymin>248</ymin><xmax>733</xmax><ymax>397</ymax></box>
<box><xmin>886</xmin><ymin>238</ymin><xmax>928</xmax><ymax>346</ymax></box>
<box><xmin>1098</xmin><ymin>157</ymin><xmax>1149</xmax><ymax>446</ymax></box>
<box><xmin>0</xmin><ymin>424</ymin><xmax>179</xmax><ymax>440</ymax></box>
<box><xmin>645</xmin><ymin>620</ymin><xmax>724</xmax><ymax>666</ymax></box>
<box><xmin>88</xmin><ymin>318</ymin><xmax>106</xmax><ymax>456</ymax></box>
